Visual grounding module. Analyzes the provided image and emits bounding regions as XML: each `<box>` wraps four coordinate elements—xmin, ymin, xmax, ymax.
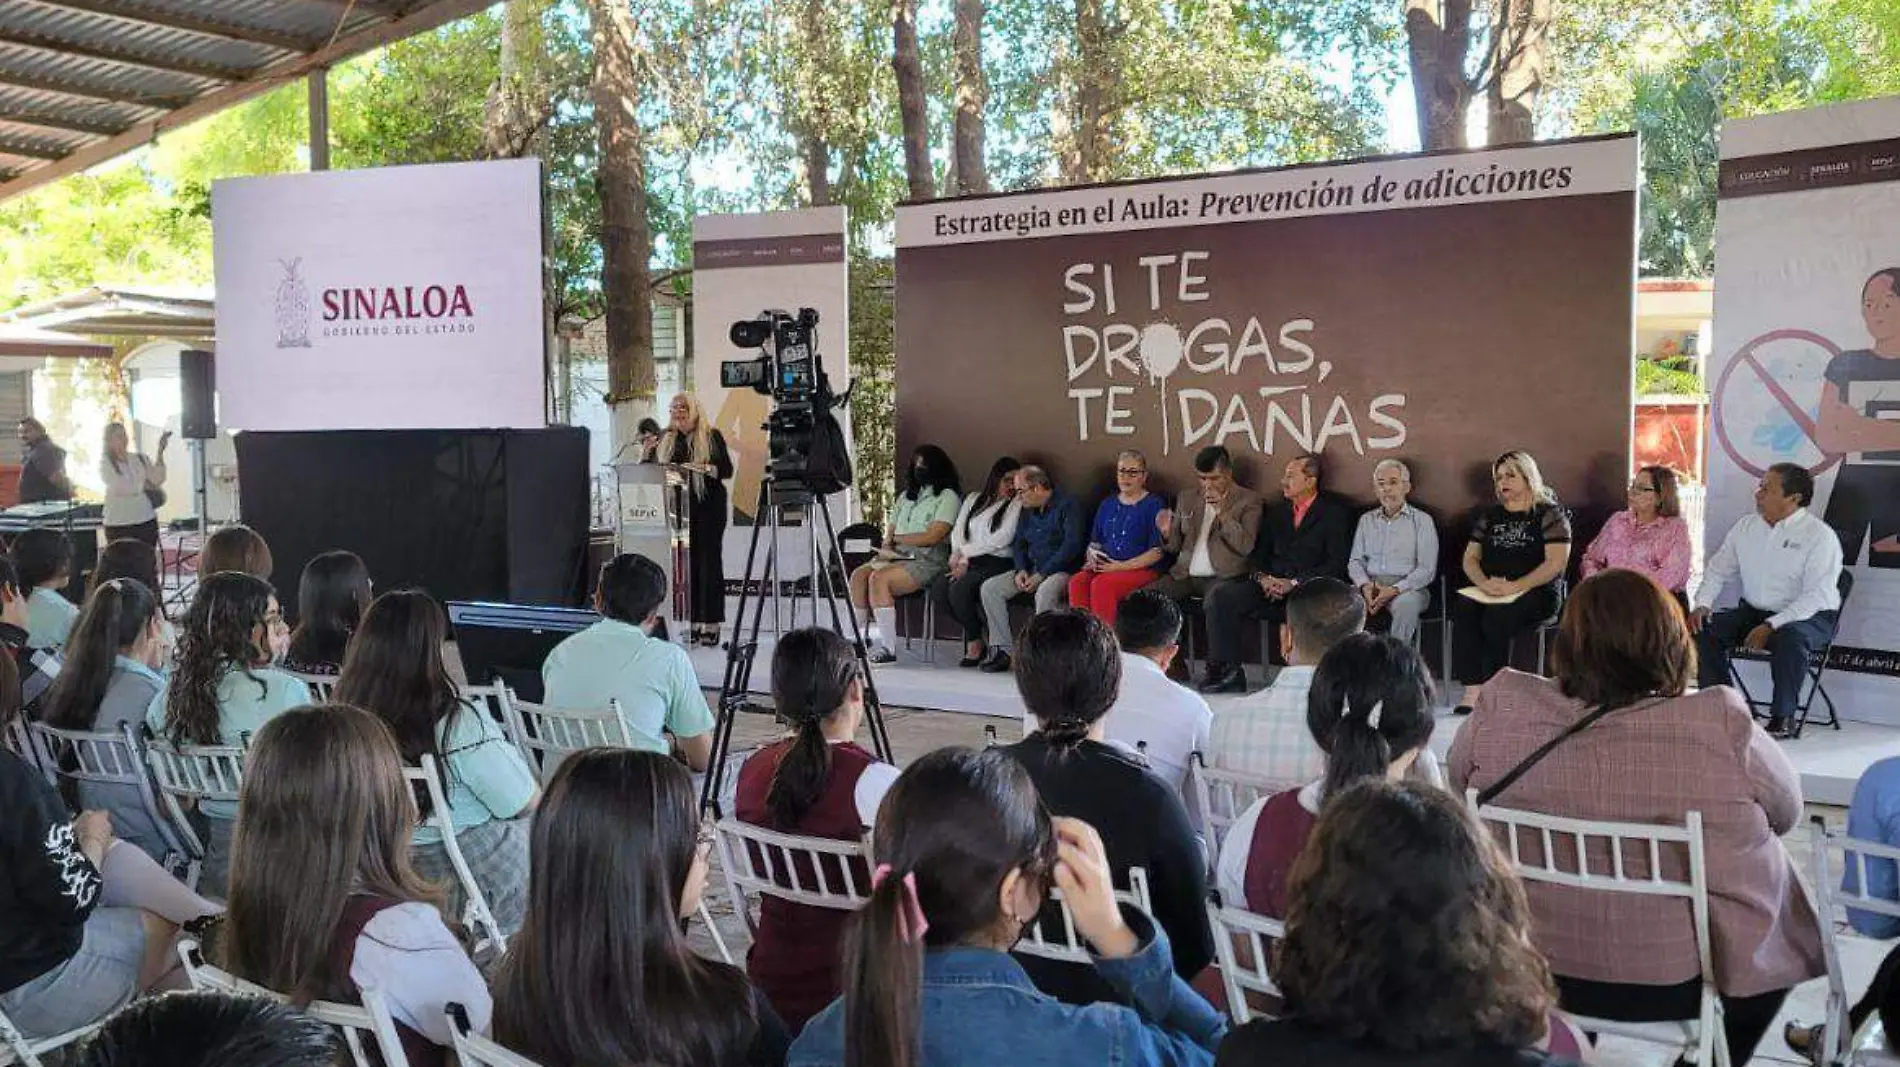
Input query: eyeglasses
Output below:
<box><xmin>1628</xmin><ymin>483</ymin><xmax>1657</xmax><ymax>494</ymax></box>
<box><xmin>1116</xmin><ymin>467</ymin><xmax>1146</xmax><ymax>476</ymax></box>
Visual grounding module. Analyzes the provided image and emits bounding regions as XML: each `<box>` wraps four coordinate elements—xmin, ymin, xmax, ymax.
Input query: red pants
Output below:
<box><xmin>1068</xmin><ymin>569</ymin><xmax>1159</xmax><ymax>627</ymax></box>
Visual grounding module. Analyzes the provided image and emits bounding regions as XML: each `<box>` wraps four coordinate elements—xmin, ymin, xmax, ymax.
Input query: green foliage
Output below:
<box><xmin>847</xmin><ymin>253</ymin><xmax>897</xmax><ymax>527</ymax></box>
<box><xmin>1636</xmin><ymin>355</ymin><xmax>1706</xmax><ymax>397</ymax></box>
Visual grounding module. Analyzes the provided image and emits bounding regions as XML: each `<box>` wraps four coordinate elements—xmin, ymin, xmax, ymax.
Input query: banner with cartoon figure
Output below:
<box><xmin>1710</xmin><ymin>96</ymin><xmax>1900</xmax><ymax>722</ymax></box>
<box><xmin>893</xmin><ymin>137</ymin><xmax>1637</xmax><ymax>559</ymax></box>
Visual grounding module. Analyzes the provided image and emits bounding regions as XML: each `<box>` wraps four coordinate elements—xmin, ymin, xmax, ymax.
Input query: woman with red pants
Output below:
<box><xmin>1069</xmin><ymin>450</ymin><xmax>1167</xmax><ymax>627</ymax></box>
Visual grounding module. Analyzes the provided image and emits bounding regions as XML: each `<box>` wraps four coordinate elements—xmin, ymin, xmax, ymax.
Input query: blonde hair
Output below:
<box><xmin>658</xmin><ymin>394</ymin><xmax>714</xmax><ymax>492</ymax></box>
<box><xmin>1493</xmin><ymin>451</ymin><xmax>1556</xmax><ymax>505</ymax></box>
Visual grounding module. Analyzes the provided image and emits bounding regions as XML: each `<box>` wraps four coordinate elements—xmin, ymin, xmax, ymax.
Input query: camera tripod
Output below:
<box><xmin>697</xmin><ymin>475</ymin><xmax>893</xmax><ymax>816</ymax></box>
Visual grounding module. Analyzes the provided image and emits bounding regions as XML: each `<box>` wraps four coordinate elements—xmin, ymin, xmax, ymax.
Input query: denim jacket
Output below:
<box><xmin>1013</xmin><ymin>491</ymin><xmax>1087</xmax><ymax>578</ymax></box>
<box><xmin>787</xmin><ymin>909</ymin><xmax>1225</xmax><ymax>1067</ymax></box>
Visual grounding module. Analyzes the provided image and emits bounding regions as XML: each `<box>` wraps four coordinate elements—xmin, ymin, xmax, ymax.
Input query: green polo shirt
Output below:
<box><xmin>541</xmin><ymin>618</ymin><xmax>714</xmax><ymax>752</ymax></box>
<box><xmin>145</xmin><ymin>665</ymin><xmax>313</xmax><ymax>820</ymax></box>
<box><xmin>25</xmin><ymin>587</ymin><xmax>78</xmax><ymax>650</ymax></box>
<box><xmin>413</xmin><ymin>698</ymin><xmax>538</xmax><ymax>844</ymax></box>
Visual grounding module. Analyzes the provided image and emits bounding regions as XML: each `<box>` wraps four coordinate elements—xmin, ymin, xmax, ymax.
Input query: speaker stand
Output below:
<box><xmin>189</xmin><ymin>438</ymin><xmax>210</xmax><ymax>528</ymax></box>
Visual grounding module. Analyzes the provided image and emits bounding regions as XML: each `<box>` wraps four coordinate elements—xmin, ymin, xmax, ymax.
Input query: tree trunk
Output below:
<box><xmin>892</xmin><ymin>0</ymin><xmax>933</xmax><ymax>200</ymax></box>
<box><xmin>585</xmin><ymin>0</ymin><xmax>655</xmax><ymax>429</ymax></box>
<box><xmin>1485</xmin><ymin>0</ymin><xmax>1552</xmax><ymax>146</ymax></box>
<box><xmin>1069</xmin><ymin>0</ymin><xmax>1113</xmax><ymax>183</ymax></box>
<box><xmin>952</xmin><ymin>0</ymin><xmax>989</xmax><ymax>194</ymax></box>
<box><xmin>798</xmin><ymin>0</ymin><xmax>834</xmax><ymax>205</ymax></box>
<box><xmin>482</xmin><ymin>0</ymin><xmax>547</xmax><ymax>158</ymax></box>
<box><xmin>1404</xmin><ymin>0</ymin><xmax>1474</xmax><ymax>150</ymax></box>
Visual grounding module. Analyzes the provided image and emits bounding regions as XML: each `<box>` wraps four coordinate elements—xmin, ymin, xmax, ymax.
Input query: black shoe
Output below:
<box><xmin>1200</xmin><ymin>664</ymin><xmax>1246</xmax><ymax>694</ymax></box>
<box><xmin>980</xmin><ymin>649</ymin><xmax>1013</xmax><ymax>674</ymax></box>
<box><xmin>1453</xmin><ymin>704</ymin><xmax>1473</xmax><ymax>716</ymax></box>
<box><xmin>959</xmin><ymin>648</ymin><xmax>986</xmax><ymax>668</ymax></box>
<box><xmin>868</xmin><ymin>646</ymin><xmax>897</xmax><ymax>665</ymax></box>
<box><xmin>1767</xmin><ymin>719</ymin><xmax>1797</xmax><ymax>740</ymax></box>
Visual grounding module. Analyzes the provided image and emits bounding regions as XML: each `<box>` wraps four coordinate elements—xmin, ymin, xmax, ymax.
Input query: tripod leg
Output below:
<box><xmin>700</xmin><ymin>480</ymin><xmax>774</xmax><ymax>816</ymax></box>
<box><xmin>816</xmin><ymin>500</ymin><xmax>895</xmax><ymax>764</ymax></box>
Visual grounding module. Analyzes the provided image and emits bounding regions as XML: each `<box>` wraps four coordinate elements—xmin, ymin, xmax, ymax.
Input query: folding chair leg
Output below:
<box><xmin>696</xmin><ymin>899</ymin><xmax>734</xmax><ymax>965</ymax></box>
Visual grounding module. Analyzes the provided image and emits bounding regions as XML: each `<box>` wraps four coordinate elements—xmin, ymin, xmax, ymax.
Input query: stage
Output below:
<box><xmin>687</xmin><ymin>634</ymin><xmax>1900</xmax><ymax>809</ymax></box>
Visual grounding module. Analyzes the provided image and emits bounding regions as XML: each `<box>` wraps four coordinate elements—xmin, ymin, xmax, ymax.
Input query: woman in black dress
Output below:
<box><xmin>650</xmin><ymin>394</ymin><xmax>732</xmax><ymax>647</ymax></box>
<box><xmin>1450</xmin><ymin>450</ymin><xmax>1573</xmax><ymax>714</ymax></box>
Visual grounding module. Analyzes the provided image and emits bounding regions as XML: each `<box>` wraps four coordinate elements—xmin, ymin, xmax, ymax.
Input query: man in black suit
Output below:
<box><xmin>1200</xmin><ymin>453</ymin><xmax>1355</xmax><ymax>693</ymax></box>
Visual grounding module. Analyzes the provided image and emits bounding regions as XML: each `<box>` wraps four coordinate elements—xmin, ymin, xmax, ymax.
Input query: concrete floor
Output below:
<box><xmin>686</xmin><ymin>691</ymin><xmax>1877</xmax><ymax>1067</ymax></box>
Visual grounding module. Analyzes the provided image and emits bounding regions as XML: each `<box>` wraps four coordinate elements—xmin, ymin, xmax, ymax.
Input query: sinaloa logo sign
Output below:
<box><xmin>272</xmin><ymin>256</ymin><xmax>480</xmax><ymax>346</ymax></box>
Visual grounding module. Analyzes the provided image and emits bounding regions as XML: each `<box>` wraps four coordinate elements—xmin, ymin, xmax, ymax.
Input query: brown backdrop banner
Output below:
<box><xmin>893</xmin><ymin>137</ymin><xmax>1639</xmax><ymax>548</ymax></box>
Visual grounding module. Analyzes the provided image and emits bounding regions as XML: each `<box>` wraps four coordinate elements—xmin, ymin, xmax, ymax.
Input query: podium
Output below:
<box><xmin>614</xmin><ymin>461</ymin><xmax>689</xmax><ymax>640</ymax></box>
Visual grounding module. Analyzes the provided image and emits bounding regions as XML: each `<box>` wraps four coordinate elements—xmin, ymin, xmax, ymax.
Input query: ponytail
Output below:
<box><xmin>841</xmin><ymin>873</ymin><xmax>925</xmax><ymax>1067</ymax></box>
<box><xmin>766</xmin><ymin>716</ymin><xmax>833</xmax><ymax>827</ymax></box>
<box><xmin>1320</xmin><ymin>699</ymin><xmax>1394</xmax><ymax>800</ymax></box>
<box><xmin>44</xmin><ymin>578</ymin><xmax>158</xmax><ymax>732</ymax></box>
<box><xmin>766</xmin><ymin>627</ymin><xmax>861</xmax><ymax>827</ymax></box>
<box><xmin>1039</xmin><ymin>718</ymin><xmax>1093</xmax><ymax>748</ymax></box>
<box><xmin>1305</xmin><ymin>633</ymin><xmax>1438</xmax><ymax>802</ymax></box>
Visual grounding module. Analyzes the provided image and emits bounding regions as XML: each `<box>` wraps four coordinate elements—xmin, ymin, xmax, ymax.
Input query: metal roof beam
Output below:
<box><xmin>0</xmin><ymin>68</ymin><xmax>187</xmax><ymax>107</ymax></box>
<box><xmin>28</xmin><ymin>1</ymin><xmax>323</xmax><ymax>54</ymax></box>
<box><xmin>0</xmin><ymin>28</ymin><xmax>252</xmax><ymax>82</ymax></box>
<box><xmin>0</xmin><ymin>107</ymin><xmax>125</xmax><ymax>137</ymax></box>
<box><xmin>0</xmin><ymin>137</ymin><xmax>66</xmax><ymax>160</ymax></box>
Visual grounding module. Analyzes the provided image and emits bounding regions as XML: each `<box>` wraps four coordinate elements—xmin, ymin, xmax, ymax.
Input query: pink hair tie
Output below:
<box><xmin>871</xmin><ymin>863</ymin><xmax>930</xmax><ymax>944</ymax></box>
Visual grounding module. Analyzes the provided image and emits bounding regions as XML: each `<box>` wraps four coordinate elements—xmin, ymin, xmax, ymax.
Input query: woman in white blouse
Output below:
<box><xmin>99</xmin><ymin>422</ymin><xmax>169</xmax><ymax>547</ymax></box>
<box><xmin>931</xmin><ymin>456</ymin><xmax>1024</xmax><ymax>667</ymax></box>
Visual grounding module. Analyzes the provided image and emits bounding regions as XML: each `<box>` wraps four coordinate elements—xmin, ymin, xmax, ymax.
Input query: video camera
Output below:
<box><xmin>720</xmin><ymin>308</ymin><xmax>852</xmax><ymax>500</ymax></box>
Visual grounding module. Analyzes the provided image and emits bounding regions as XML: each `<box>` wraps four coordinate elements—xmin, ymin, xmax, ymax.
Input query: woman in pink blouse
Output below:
<box><xmin>1579</xmin><ymin>465</ymin><xmax>1693</xmax><ymax>592</ymax></box>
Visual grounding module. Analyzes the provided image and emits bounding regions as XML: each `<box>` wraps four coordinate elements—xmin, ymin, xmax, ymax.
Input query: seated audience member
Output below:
<box><xmin>41</xmin><ymin>578</ymin><xmax>172</xmax><ymax>862</ymax></box>
<box><xmin>1200</xmin><ymin>454</ymin><xmax>1353</xmax><ymax>694</ymax></box>
<box><xmin>14</xmin><ymin>527</ymin><xmax>78</xmax><ymax>650</ymax></box>
<box><xmin>1216</xmin><ymin>633</ymin><xmax>1435</xmax><ymax>919</ymax></box>
<box><xmin>1450</xmin><ymin>568</ymin><xmax>1822</xmax><ymax>1066</ymax></box>
<box><xmin>933</xmin><ymin>456</ymin><xmax>1023</xmax><ymax>667</ymax></box>
<box><xmin>735</xmin><ymin>627</ymin><xmax>900</xmax><ymax>1031</ymax></box>
<box><xmin>495</xmin><ymin>749</ymin><xmax>790</xmax><ymax>1067</ymax></box>
<box><xmin>283</xmin><ymin>550</ymin><xmax>371</xmax><ymax>675</ymax></box>
<box><xmin>1102</xmin><ymin>589</ymin><xmax>1211</xmax><ymax>799</ymax></box>
<box><xmin>1451</xmin><ymin>450</ymin><xmax>1573</xmax><ymax>714</ymax></box>
<box><xmin>0</xmin><ymin>557</ymin><xmax>62</xmax><ymax>716</ymax></box>
<box><xmin>1207</xmin><ymin>577</ymin><xmax>1363</xmax><ymax>785</ymax></box>
<box><xmin>74</xmin><ymin>989</ymin><xmax>340</xmax><ymax>1067</ymax></box>
<box><xmin>1580</xmin><ymin>464</ymin><xmax>1692</xmax><ymax>594</ymax></box>
<box><xmin>1845</xmin><ymin>755</ymin><xmax>1900</xmax><ymax>939</ymax></box>
<box><xmin>197</xmin><ymin>524</ymin><xmax>274</xmax><ymax>581</ymax></box>
<box><xmin>1692</xmin><ymin>462</ymin><xmax>1844</xmax><ymax>739</ymax></box>
<box><xmin>850</xmin><ymin>444</ymin><xmax>962</xmax><ymax>664</ymax></box>
<box><xmin>542</xmin><ymin>553</ymin><xmax>716</xmax><ymax>770</ymax></box>
<box><xmin>146</xmin><ymin>572</ymin><xmax>308</xmax><ymax>897</ymax></box>
<box><xmin>976</xmin><ymin>466</ymin><xmax>1085</xmax><ymax>674</ymax></box>
<box><xmin>1348</xmin><ymin>459</ymin><xmax>1439</xmax><ymax>645</ymax></box>
<box><xmin>224</xmin><ymin>705</ymin><xmax>488</xmax><ymax>1067</ymax></box>
<box><xmin>1216</xmin><ymin>779</ymin><xmax>1585</xmax><ymax>1066</ymax></box>
<box><xmin>335</xmin><ymin>590</ymin><xmax>538</xmax><ymax>938</ymax></box>
<box><xmin>1149</xmin><ymin>446</ymin><xmax>1265</xmax><ymax>623</ymax></box>
<box><xmin>999</xmin><ymin>610</ymin><xmax>1213</xmax><ymax>1005</ymax></box>
<box><xmin>1068</xmin><ymin>450</ymin><xmax>1167</xmax><ymax>627</ymax></box>
<box><xmin>90</xmin><ymin>538</ymin><xmax>161</xmax><ymax>597</ymax></box>
<box><xmin>788</xmin><ymin>748</ymin><xmax>1227</xmax><ymax>1067</ymax></box>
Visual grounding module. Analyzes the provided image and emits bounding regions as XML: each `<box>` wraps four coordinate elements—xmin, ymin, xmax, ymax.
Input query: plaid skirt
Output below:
<box><xmin>411</xmin><ymin>815</ymin><xmax>530</xmax><ymax>940</ymax></box>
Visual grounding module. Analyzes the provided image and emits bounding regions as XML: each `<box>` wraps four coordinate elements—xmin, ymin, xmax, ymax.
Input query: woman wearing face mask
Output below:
<box><xmin>145</xmin><ymin>572</ymin><xmax>307</xmax><ymax>897</ymax></box>
<box><xmin>788</xmin><ymin>747</ymin><xmax>1226</xmax><ymax>1067</ymax></box>
<box><xmin>849</xmin><ymin>445</ymin><xmax>962</xmax><ymax>664</ymax></box>
<box><xmin>649</xmin><ymin>394</ymin><xmax>734</xmax><ymax>648</ymax></box>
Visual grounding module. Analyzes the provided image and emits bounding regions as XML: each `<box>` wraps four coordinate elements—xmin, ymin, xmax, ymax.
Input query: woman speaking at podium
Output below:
<box><xmin>99</xmin><ymin>422</ymin><xmax>169</xmax><ymax>548</ymax></box>
<box><xmin>648</xmin><ymin>394</ymin><xmax>732</xmax><ymax>647</ymax></box>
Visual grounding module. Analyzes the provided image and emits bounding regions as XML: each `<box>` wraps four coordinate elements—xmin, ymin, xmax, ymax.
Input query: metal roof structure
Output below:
<box><xmin>2</xmin><ymin>283</ymin><xmax>213</xmax><ymax>338</ymax></box>
<box><xmin>0</xmin><ymin>0</ymin><xmax>496</xmax><ymax>203</ymax></box>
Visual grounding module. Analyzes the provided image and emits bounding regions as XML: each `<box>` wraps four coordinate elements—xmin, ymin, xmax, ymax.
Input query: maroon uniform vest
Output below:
<box><xmin>326</xmin><ymin>895</ymin><xmax>445</xmax><ymax>1067</ymax></box>
<box><xmin>1242</xmin><ymin>788</ymin><xmax>1318</xmax><ymax>920</ymax></box>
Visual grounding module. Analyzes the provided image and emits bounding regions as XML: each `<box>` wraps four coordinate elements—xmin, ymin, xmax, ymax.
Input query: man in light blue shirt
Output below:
<box><xmin>1347</xmin><ymin>459</ymin><xmax>1439</xmax><ymax>645</ymax></box>
<box><xmin>542</xmin><ymin>553</ymin><xmax>715</xmax><ymax>769</ymax></box>
<box><xmin>1847</xmin><ymin>755</ymin><xmax>1900</xmax><ymax>938</ymax></box>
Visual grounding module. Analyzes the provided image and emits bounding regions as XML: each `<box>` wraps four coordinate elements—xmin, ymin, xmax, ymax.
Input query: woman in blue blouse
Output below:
<box><xmin>1068</xmin><ymin>450</ymin><xmax>1167</xmax><ymax>627</ymax></box>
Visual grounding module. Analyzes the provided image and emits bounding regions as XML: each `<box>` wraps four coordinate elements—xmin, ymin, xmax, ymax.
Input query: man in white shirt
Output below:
<box><xmin>1104</xmin><ymin>589</ymin><xmax>1212</xmax><ymax>798</ymax></box>
<box><xmin>1693</xmin><ymin>462</ymin><xmax>1845</xmax><ymax>738</ymax></box>
<box><xmin>1349</xmin><ymin>458</ymin><xmax>1439</xmax><ymax>644</ymax></box>
<box><xmin>1207</xmin><ymin>576</ymin><xmax>1363</xmax><ymax>784</ymax></box>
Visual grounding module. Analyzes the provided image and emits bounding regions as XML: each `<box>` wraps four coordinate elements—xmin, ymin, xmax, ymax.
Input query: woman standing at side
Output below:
<box><xmin>650</xmin><ymin>394</ymin><xmax>733</xmax><ymax>648</ymax></box>
<box><xmin>99</xmin><ymin>422</ymin><xmax>168</xmax><ymax>548</ymax></box>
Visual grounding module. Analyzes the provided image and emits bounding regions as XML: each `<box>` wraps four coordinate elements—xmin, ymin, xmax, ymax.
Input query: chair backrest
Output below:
<box><xmin>178</xmin><ymin>940</ymin><xmax>410</xmax><ymax>1067</ymax></box>
<box><xmin>1189</xmin><ymin>752</ymin><xmax>1288</xmax><ymax>866</ymax></box>
<box><xmin>0</xmin><ymin>1003</ymin><xmax>98</xmax><ymax>1067</ymax></box>
<box><xmin>27</xmin><ymin>720</ymin><xmax>188</xmax><ymax>865</ymax></box>
<box><xmin>1014</xmin><ymin>867</ymin><xmax>1153</xmax><ymax>965</ymax></box>
<box><xmin>446</xmin><ymin>1004</ymin><xmax>543</xmax><ymax>1067</ymax></box>
<box><xmin>500</xmin><ymin>691</ymin><xmax>629</xmax><ymax>784</ymax></box>
<box><xmin>462</xmin><ymin>683</ymin><xmax>511</xmax><ymax>727</ymax></box>
<box><xmin>283</xmin><ymin>670</ymin><xmax>337</xmax><ymax>702</ymax></box>
<box><xmin>405</xmin><ymin>754</ymin><xmax>506</xmax><ymax>954</ymax></box>
<box><xmin>143</xmin><ymin>730</ymin><xmax>248</xmax><ymax>859</ymax></box>
<box><xmin>713</xmin><ymin>818</ymin><xmax>872</xmax><ymax>937</ymax></box>
<box><xmin>1206</xmin><ymin>897</ymin><xmax>1287</xmax><ymax>1023</ymax></box>
<box><xmin>1807</xmin><ymin>818</ymin><xmax>1900</xmax><ymax>1067</ymax></box>
<box><xmin>1467</xmin><ymin>790</ymin><xmax>1713</xmax><ymax>980</ymax></box>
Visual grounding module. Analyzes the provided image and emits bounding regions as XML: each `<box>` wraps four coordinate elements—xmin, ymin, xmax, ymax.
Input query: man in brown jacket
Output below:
<box><xmin>1148</xmin><ymin>445</ymin><xmax>1264</xmax><ymax>685</ymax></box>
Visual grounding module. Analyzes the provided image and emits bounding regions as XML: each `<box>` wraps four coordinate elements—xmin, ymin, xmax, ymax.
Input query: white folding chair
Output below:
<box><xmin>1014</xmin><ymin>867</ymin><xmax>1153</xmax><ymax>965</ymax></box>
<box><xmin>1468</xmin><ymin>791</ymin><xmax>1726</xmax><ymax>1067</ymax></box>
<box><xmin>499</xmin><ymin>691</ymin><xmax>629</xmax><ymax>785</ymax></box>
<box><xmin>407</xmin><ymin>753</ymin><xmax>507</xmax><ymax>956</ymax></box>
<box><xmin>283</xmin><ymin>670</ymin><xmax>338</xmax><ymax>702</ymax></box>
<box><xmin>447</xmin><ymin>1004</ymin><xmax>543</xmax><ymax>1067</ymax></box>
<box><xmin>26</xmin><ymin>720</ymin><xmax>194</xmax><ymax>879</ymax></box>
<box><xmin>179</xmin><ymin>939</ymin><xmax>410</xmax><ymax>1067</ymax></box>
<box><xmin>2</xmin><ymin>717</ymin><xmax>31</xmax><ymax>761</ymax></box>
<box><xmin>1188</xmin><ymin>751</ymin><xmax>1289</xmax><ymax>869</ymax></box>
<box><xmin>0</xmin><ymin>1005</ymin><xmax>98</xmax><ymax>1067</ymax></box>
<box><xmin>1808</xmin><ymin>818</ymin><xmax>1900</xmax><ymax>1066</ymax></box>
<box><xmin>1206</xmin><ymin>896</ymin><xmax>1287</xmax><ymax>1023</ymax></box>
<box><xmin>713</xmin><ymin>819</ymin><xmax>874</xmax><ymax>939</ymax></box>
<box><xmin>461</xmin><ymin>683</ymin><xmax>512</xmax><ymax>728</ymax></box>
<box><xmin>143</xmin><ymin>731</ymin><xmax>249</xmax><ymax>889</ymax></box>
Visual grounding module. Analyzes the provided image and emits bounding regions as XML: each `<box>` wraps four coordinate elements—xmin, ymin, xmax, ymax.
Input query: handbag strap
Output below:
<box><xmin>1473</xmin><ymin>700</ymin><xmax>1637</xmax><ymax>808</ymax></box>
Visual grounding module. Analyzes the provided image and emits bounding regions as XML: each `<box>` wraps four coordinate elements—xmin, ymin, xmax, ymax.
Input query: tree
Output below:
<box><xmin>483</xmin><ymin>0</ymin><xmax>557</xmax><ymax>158</ymax></box>
<box><xmin>585</xmin><ymin>0</ymin><xmax>657</xmax><ymax>432</ymax></box>
<box><xmin>1487</xmin><ymin>0</ymin><xmax>1554</xmax><ymax>144</ymax></box>
<box><xmin>1405</xmin><ymin>0</ymin><xmax>1474</xmax><ymax>149</ymax></box>
<box><xmin>892</xmin><ymin>0</ymin><xmax>934</xmax><ymax>200</ymax></box>
<box><xmin>951</xmin><ymin>0</ymin><xmax>990</xmax><ymax>194</ymax></box>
